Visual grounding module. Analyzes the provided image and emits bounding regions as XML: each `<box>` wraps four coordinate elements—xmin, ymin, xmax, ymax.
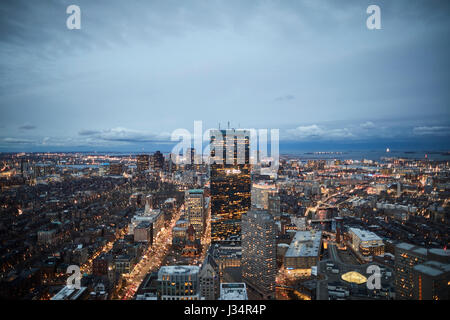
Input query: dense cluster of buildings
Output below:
<box><xmin>0</xmin><ymin>137</ymin><xmax>449</xmax><ymax>300</ymax></box>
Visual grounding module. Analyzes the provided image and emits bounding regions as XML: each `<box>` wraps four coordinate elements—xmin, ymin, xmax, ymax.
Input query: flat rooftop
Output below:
<box><xmin>132</xmin><ymin>209</ymin><xmax>162</xmax><ymax>222</ymax></box>
<box><xmin>158</xmin><ymin>265</ymin><xmax>199</xmax><ymax>277</ymax></box>
<box><xmin>220</xmin><ymin>283</ymin><xmax>248</xmax><ymax>300</ymax></box>
<box><xmin>429</xmin><ymin>248</ymin><xmax>450</xmax><ymax>258</ymax></box>
<box><xmin>285</xmin><ymin>230</ymin><xmax>322</xmax><ymax>258</ymax></box>
<box><xmin>51</xmin><ymin>286</ymin><xmax>87</xmax><ymax>300</ymax></box>
<box><xmin>187</xmin><ymin>189</ymin><xmax>204</xmax><ymax>194</ymax></box>
<box><xmin>136</xmin><ymin>221</ymin><xmax>152</xmax><ymax>228</ymax></box>
<box><xmin>414</xmin><ymin>261</ymin><xmax>450</xmax><ymax>277</ymax></box>
<box><xmin>349</xmin><ymin>227</ymin><xmax>382</xmax><ymax>242</ymax></box>
<box><xmin>396</xmin><ymin>242</ymin><xmax>428</xmax><ymax>257</ymax></box>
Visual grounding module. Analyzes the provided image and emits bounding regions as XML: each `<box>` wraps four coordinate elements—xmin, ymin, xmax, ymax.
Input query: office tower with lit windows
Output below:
<box><xmin>151</xmin><ymin>150</ymin><xmax>164</xmax><ymax>171</ymax></box>
<box><xmin>395</xmin><ymin>243</ymin><xmax>450</xmax><ymax>300</ymax></box>
<box><xmin>210</xmin><ymin>129</ymin><xmax>251</xmax><ymax>243</ymax></box>
<box><xmin>251</xmin><ymin>182</ymin><xmax>277</xmax><ymax>210</ymax></box>
<box><xmin>412</xmin><ymin>260</ymin><xmax>450</xmax><ymax>300</ymax></box>
<box><xmin>185</xmin><ymin>189</ymin><xmax>205</xmax><ymax>241</ymax></box>
<box><xmin>241</xmin><ymin>209</ymin><xmax>277</xmax><ymax>299</ymax></box>
<box><xmin>136</xmin><ymin>154</ymin><xmax>150</xmax><ymax>173</ymax></box>
<box><xmin>348</xmin><ymin>227</ymin><xmax>384</xmax><ymax>258</ymax></box>
<box><xmin>394</xmin><ymin>243</ymin><xmax>428</xmax><ymax>299</ymax></box>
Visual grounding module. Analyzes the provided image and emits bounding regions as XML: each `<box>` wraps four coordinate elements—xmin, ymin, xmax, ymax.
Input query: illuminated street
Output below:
<box><xmin>119</xmin><ymin>205</ymin><xmax>185</xmax><ymax>300</ymax></box>
<box><xmin>80</xmin><ymin>228</ymin><xmax>127</xmax><ymax>274</ymax></box>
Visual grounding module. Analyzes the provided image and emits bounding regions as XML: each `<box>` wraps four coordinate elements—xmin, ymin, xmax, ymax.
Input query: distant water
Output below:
<box><xmin>282</xmin><ymin>150</ymin><xmax>450</xmax><ymax>161</ymax></box>
<box><xmin>56</xmin><ymin>164</ymin><xmax>102</xmax><ymax>169</ymax></box>
<box><xmin>34</xmin><ymin>163</ymin><xmax>102</xmax><ymax>169</ymax></box>
<box><xmin>18</xmin><ymin>148</ymin><xmax>450</xmax><ymax>163</ymax></box>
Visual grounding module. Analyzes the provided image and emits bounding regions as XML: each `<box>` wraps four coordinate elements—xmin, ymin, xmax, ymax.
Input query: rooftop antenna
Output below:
<box><xmin>219</xmin><ymin>122</ymin><xmax>221</xmax><ymax>130</ymax></box>
<box><xmin>228</xmin><ymin>121</ymin><xmax>230</xmax><ymax>129</ymax></box>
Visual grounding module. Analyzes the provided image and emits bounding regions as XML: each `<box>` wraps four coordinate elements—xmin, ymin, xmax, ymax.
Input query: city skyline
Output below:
<box><xmin>0</xmin><ymin>0</ymin><xmax>449</xmax><ymax>306</ymax></box>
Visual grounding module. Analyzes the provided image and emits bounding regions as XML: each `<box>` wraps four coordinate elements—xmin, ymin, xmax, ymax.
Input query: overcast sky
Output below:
<box><xmin>0</xmin><ymin>0</ymin><xmax>449</xmax><ymax>152</ymax></box>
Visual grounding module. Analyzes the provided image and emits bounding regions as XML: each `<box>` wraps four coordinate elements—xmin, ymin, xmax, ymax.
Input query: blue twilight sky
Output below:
<box><xmin>0</xmin><ymin>0</ymin><xmax>449</xmax><ymax>152</ymax></box>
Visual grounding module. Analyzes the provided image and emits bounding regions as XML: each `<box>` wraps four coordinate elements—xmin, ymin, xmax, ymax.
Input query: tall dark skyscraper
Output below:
<box><xmin>185</xmin><ymin>147</ymin><xmax>196</xmax><ymax>170</ymax></box>
<box><xmin>151</xmin><ymin>151</ymin><xmax>164</xmax><ymax>171</ymax></box>
<box><xmin>210</xmin><ymin>129</ymin><xmax>251</xmax><ymax>243</ymax></box>
<box><xmin>136</xmin><ymin>154</ymin><xmax>150</xmax><ymax>173</ymax></box>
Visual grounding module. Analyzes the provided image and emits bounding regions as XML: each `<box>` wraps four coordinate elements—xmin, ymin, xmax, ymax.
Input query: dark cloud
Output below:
<box><xmin>78</xmin><ymin>129</ymin><xmax>101</xmax><ymax>136</ymax></box>
<box><xmin>0</xmin><ymin>0</ymin><xmax>449</xmax><ymax>151</ymax></box>
<box><xmin>1</xmin><ymin>137</ymin><xmax>34</xmax><ymax>144</ymax></box>
<box><xmin>79</xmin><ymin>127</ymin><xmax>171</xmax><ymax>143</ymax></box>
<box><xmin>275</xmin><ymin>95</ymin><xmax>295</xmax><ymax>102</ymax></box>
<box><xmin>19</xmin><ymin>124</ymin><xmax>36</xmax><ymax>130</ymax></box>
<box><xmin>413</xmin><ymin>126</ymin><xmax>450</xmax><ymax>136</ymax></box>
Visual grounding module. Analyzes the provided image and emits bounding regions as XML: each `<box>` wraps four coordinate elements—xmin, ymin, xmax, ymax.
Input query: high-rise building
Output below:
<box><xmin>251</xmin><ymin>183</ymin><xmax>277</xmax><ymax>210</ymax></box>
<box><xmin>185</xmin><ymin>189</ymin><xmax>205</xmax><ymax>241</ymax></box>
<box><xmin>167</xmin><ymin>153</ymin><xmax>177</xmax><ymax>172</ymax></box>
<box><xmin>395</xmin><ymin>243</ymin><xmax>449</xmax><ymax>300</ymax></box>
<box><xmin>136</xmin><ymin>154</ymin><xmax>150</xmax><ymax>173</ymax></box>
<box><xmin>210</xmin><ymin>129</ymin><xmax>251</xmax><ymax>243</ymax></box>
<box><xmin>185</xmin><ymin>147</ymin><xmax>196</xmax><ymax>170</ymax></box>
<box><xmin>394</xmin><ymin>243</ymin><xmax>428</xmax><ymax>299</ymax></box>
<box><xmin>242</xmin><ymin>210</ymin><xmax>277</xmax><ymax>299</ymax></box>
<box><xmin>151</xmin><ymin>151</ymin><xmax>164</xmax><ymax>171</ymax></box>
<box><xmin>412</xmin><ymin>260</ymin><xmax>450</xmax><ymax>300</ymax></box>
